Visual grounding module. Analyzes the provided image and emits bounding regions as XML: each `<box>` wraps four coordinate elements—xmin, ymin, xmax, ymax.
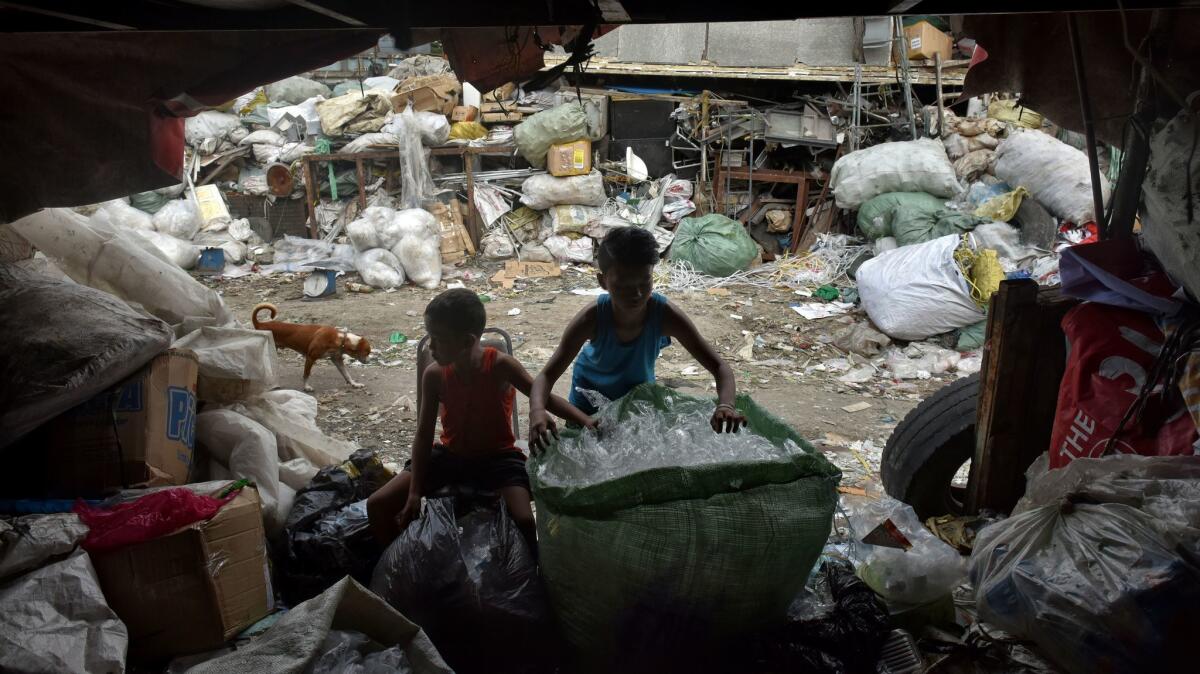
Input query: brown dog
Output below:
<box><xmin>252</xmin><ymin>303</ymin><xmax>371</xmax><ymax>392</ymax></box>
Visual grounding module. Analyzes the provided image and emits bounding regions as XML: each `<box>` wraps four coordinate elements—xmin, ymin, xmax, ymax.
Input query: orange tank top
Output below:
<box><xmin>438</xmin><ymin>347</ymin><xmax>517</xmax><ymax>457</ymax></box>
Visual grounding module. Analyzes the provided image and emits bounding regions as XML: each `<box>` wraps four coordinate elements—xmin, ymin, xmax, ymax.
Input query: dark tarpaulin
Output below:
<box><xmin>961</xmin><ymin>10</ymin><xmax>1200</xmax><ymax>148</ymax></box>
<box><xmin>0</xmin><ymin>29</ymin><xmax>381</xmax><ymax>223</ymax></box>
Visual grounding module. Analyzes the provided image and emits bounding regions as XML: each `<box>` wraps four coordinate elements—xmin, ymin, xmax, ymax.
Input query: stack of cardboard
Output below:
<box><xmin>390</xmin><ymin>73</ymin><xmax>461</xmax><ymax>115</ymax></box>
<box><xmin>428</xmin><ymin>198</ymin><xmax>475</xmax><ymax>264</ymax></box>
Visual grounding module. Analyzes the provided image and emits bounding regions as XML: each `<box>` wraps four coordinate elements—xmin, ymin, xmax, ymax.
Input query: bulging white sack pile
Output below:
<box><xmin>994</xmin><ymin>129</ymin><xmax>1111</xmax><ymax>225</ymax></box>
<box><xmin>831</xmin><ymin>138</ymin><xmax>962</xmax><ymax>209</ymax></box>
<box><xmin>345</xmin><ymin>206</ymin><xmax>442</xmax><ymax>289</ymax></box>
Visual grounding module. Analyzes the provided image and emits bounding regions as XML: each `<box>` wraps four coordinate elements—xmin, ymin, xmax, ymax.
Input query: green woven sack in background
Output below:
<box><xmin>528</xmin><ymin>383</ymin><xmax>841</xmax><ymax>667</ymax></box>
<box><xmin>668</xmin><ymin>214</ymin><xmax>759</xmax><ymax>277</ymax></box>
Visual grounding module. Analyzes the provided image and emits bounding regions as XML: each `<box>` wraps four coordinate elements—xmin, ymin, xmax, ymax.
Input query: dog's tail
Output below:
<box><xmin>251</xmin><ymin>303</ymin><xmax>278</xmax><ymax>329</ymax></box>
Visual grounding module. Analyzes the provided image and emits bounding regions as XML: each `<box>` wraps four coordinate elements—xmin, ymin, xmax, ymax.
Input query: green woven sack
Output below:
<box><xmin>855</xmin><ymin>192</ymin><xmax>946</xmax><ymax>240</ymax></box>
<box><xmin>668</xmin><ymin>214</ymin><xmax>759</xmax><ymax>277</ymax></box>
<box><xmin>529</xmin><ymin>384</ymin><xmax>841</xmax><ymax>666</ymax></box>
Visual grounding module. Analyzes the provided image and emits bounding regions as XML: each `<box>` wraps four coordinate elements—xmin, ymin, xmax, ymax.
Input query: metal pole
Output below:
<box><xmin>935</xmin><ymin>52</ymin><xmax>946</xmax><ymax>138</ymax></box>
<box><xmin>1067</xmin><ymin>13</ymin><xmax>1108</xmax><ymax>236</ymax></box>
<box><xmin>895</xmin><ymin>16</ymin><xmax>918</xmax><ymax>140</ymax></box>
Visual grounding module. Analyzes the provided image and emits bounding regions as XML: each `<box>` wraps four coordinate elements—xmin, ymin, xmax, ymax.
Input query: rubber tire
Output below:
<box><xmin>881</xmin><ymin>372</ymin><xmax>979</xmax><ymax>519</ymax></box>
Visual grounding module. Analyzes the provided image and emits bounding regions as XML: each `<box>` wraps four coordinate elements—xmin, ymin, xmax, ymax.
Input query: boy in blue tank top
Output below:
<box><xmin>529</xmin><ymin>227</ymin><xmax>746</xmax><ymax>450</ymax></box>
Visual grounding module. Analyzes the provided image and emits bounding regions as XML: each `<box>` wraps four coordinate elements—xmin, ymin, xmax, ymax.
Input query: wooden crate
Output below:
<box><xmin>428</xmin><ymin>199</ymin><xmax>475</xmax><ymax>264</ymax></box>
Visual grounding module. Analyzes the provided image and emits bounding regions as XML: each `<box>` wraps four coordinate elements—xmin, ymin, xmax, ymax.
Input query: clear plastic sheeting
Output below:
<box><xmin>394</xmin><ymin>107</ymin><xmax>437</xmax><ymax>209</ymax></box>
<box><xmin>90</xmin><ymin>198</ymin><xmax>155</xmax><ymax>231</ymax></box>
<box><xmin>304</xmin><ymin>630</ymin><xmax>413</xmax><ymax>674</ymax></box>
<box><xmin>270</xmin><ymin>235</ymin><xmax>357</xmax><ymax>272</ymax></box>
<box><xmin>971</xmin><ymin>454</ymin><xmax>1200</xmax><ymax>674</ymax></box>
<box><xmin>173</xmin><ymin>326</ymin><xmax>279</xmax><ymax>403</ymax></box>
<box><xmin>519</xmin><ymin>170</ymin><xmax>607</xmax><ymax>210</ymax></box>
<box><xmin>186</xmin><ymin>577</ymin><xmax>451</xmax><ymax>674</ymax></box>
<box><xmin>0</xmin><ymin>261</ymin><xmax>173</xmax><ymax>448</ymax></box>
<box><xmin>130</xmin><ymin>228</ymin><xmax>201</xmax><ymax>269</ymax></box>
<box><xmin>0</xmin><ymin>551</ymin><xmax>128</xmax><ymax>674</ymax></box>
<box><xmin>370</xmin><ymin>498</ymin><xmax>550</xmax><ymax>673</ymax></box>
<box><xmin>845</xmin><ymin>494</ymin><xmax>966</xmax><ymax>605</ymax></box>
<box><xmin>9</xmin><ymin>208</ymin><xmax>234</xmax><ymax>328</ymax></box>
<box><xmin>0</xmin><ymin>513</ymin><xmax>89</xmax><ymax>581</ymax></box>
<box><xmin>354</xmin><ymin>249</ymin><xmax>406</xmax><ymax>289</ymax></box>
<box><xmin>536</xmin><ymin>394</ymin><xmax>803</xmax><ymax>489</ymax></box>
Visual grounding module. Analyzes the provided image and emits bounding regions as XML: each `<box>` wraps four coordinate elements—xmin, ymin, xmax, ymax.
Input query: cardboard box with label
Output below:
<box><xmin>901</xmin><ymin>21</ymin><xmax>954</xmax><ymax>61</ymax></box>
<box><xmin>450</xmin><ymin>105</ymin><xmax>479</xmax><ymax>122</ymax></box>
<box><xmin>91</xmin><ymin>485</ymin><xmax>272</xmax><ymax>663</ymax></box>
<box><xmin>547</xmin><ymin>139</ymin><xmax>592</xmax><ymax>177</ymax></box>
<box><xmin>41</xmin><ymin>350</ymin><xmax>198</xmax><ymax>497</ymax></box>
<box><xmin>390</xmin><ymin>73</ymin><xmax>461</xmax><ymax>115</ymax></box>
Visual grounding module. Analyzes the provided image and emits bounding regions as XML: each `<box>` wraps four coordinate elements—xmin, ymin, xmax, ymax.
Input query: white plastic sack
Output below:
<box><xmin>239</xmin><ymin>129</ymin><xmax>286</xmax><ymax>146</ymax></box>
<box><xmin>232</xmin><ymin>390</ymin><xmax>357</xmax><ymax>469</ymax></box>
<box><xmin>364</xmin><ymin>75</ymin><xmax>401</xmax><ymax>91</ymax></box>
<box><xmin>0</xmin><ymin>551</ymin><xmax>128</xmax><ymax>674</ymax></box>
<box><xmin>994</xmin><ymin>129</ymin><xmax>1111</xmax><ymax>224</ymax></box>
<box><xmin>848</xmin><ymin>495</ymin><xmax>966</xmax><ymax>605</ymax></box>
<box><xmin>267</xmin><ymin>95</ymin><xmax>325</xmax><ymax>136</ymax></box>
<box><xmin>520</xmin><ymin>170</ymin><xmax>606</xmax><ymax>210</ymax></box>
<box><xmin>0</xmin><ymin>514</ymin><xmax>88</xmax><ymax>581</ymax></box>
<box><xmin>90</xmin><ymin>198</ymin><xmax>155</xmax><ymax>231</ymax></box>
<box><xmin>347</xmin><ymin>218</ymin><xmax>383</xmax><ymax>252</ymax></box>
<box><xmin>278</xmin><ymin>141</ymin><xmax>312</xmax><ymax>164</ymax></box>
<box><xmin>343</xmin><ymin>132</ymin><xmax>398</xmax><ymax>154</ymax></box>
<box><xmin>280</xmin><ymin>457</ymin><xmax>321</xmax><ymax>491</ymax></box>
<box><xmin>253</xmin><ymin>144</ymin><xmax>282</xmax><ymax>164</ymax></box>
<box><xmin>544</xmin><ymin>234</ymin><xmax>593</xmax><ymax>264</ymax></box>
<box><xmin>384</xmin><ymin>208</ymin><xmax>439</xmax><ymax>250</ymax></box>
<box><xmin>194</xmin><ymin>231</ymin><xmax>248</xmax><ymax>264</ymax></box>
<box><xmin>229</xmin><ymin>126</ymin><xmax>250</xmax><ymax>144</ymax></box>
<box><xmin>265</xmin><ymin>75</ymin><xmax>331</xmax><ymax>105</ymax></box>
<box><xmin>153</xmin><ymin>199</ymin><xmax>201</xmax><ymax>240</ymax></box>
<box><xmin>481</xmin><ymin>231</ymin><xmax>516</xmax><ymax>259</ymax></box>
<box><xmin>228</xmin><ymin>218</ymin><xmax>254</xmax><ymax>242</ymax></box>
<box><xmin>197</xmin><ymin>409</ymin><xmax>288</xmax><ymax>534</ymax></box>
<box><xmin>831</xmin><ymin>138</ymin><xmax>962</xmax><ymax>209</ymax></box>
<box><xmin>354</xmin><ymin>248</ymin><xmax>406</xmax><ymax>289</ymax></box>
<box><xmin>174</xmin><ymin>326</ymin><xmax>279</xmax><ymax>403</ymax></box>
<box><xmin>855</xmin><ymin>234</ymin><xmax>984</xmax><ymax>340</ymax></box>
<box><xmin>415</xmin><ymin>110</ymin><xmax>450</xmax><ymax>146</ymax></box>
<box><xmin>547</xmin><ymin>204</ymin><xmax>602</xmax><ymax>235</ymax></box>
<box><xmin>10</xmin><ymin>209</ymin><xmax>234</xmax><ymax>328</ymax></box>
<box><xmin>519</xmin><ymin>241</ymin><xmax>554</xmax><ymax>262</ymax></box>
<box><xmin>184</xmin><ymin>111</ymin><xmax>241</xmax><ymax>147</ymax></box>
<box><xmin>971</xmin><ymin>221</ymin><xmax>1037</xmax><ymax>264</ymax></box>
<box><xmin>393</xmin><ymin>236</ymin><xmax>443</xmax><ymax>289</ymax></box>
<box><xmin>130</xmin><ymin>229</ymin><xmax>200</xmax><ymax>269</ymax></box>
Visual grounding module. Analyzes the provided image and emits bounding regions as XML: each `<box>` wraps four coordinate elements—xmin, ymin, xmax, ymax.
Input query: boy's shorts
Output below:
<box><xmin>403</xmin><ymin>444</ymin><xmax>530</xmax><ymax>493</ymax></box>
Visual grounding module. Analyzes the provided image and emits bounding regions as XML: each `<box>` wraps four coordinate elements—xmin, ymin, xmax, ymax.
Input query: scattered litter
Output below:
<box><xmin>791</xmin><ymin>302</ymin><xmax>854</xmax><ymax>320</ymax></box>
<box><xmin>570</xmin><ymin>287</ymin><xmax>606</xmax><ymax>296</ymax></box>
<box><xmin>841</xmin><ymin>402</ymin><xmax>872</xmax><ymax>413</ymax></box>
<box><xmin>507</xmin><ymin>307</ymin><xmax>521</xmax><ymax>316</ymax></box>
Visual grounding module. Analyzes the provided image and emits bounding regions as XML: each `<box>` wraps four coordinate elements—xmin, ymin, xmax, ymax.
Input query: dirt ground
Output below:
<box><xmin>209</xmin><ymin>260</ymin><xmax>957</xmax><ymax>488</ymax></box>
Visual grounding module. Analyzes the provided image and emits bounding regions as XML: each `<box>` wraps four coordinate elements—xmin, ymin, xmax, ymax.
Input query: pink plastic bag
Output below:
<box><xmin>75</xmin><ymin>487</ymin><xmax>236</xmax><ymax>553</ymax></box>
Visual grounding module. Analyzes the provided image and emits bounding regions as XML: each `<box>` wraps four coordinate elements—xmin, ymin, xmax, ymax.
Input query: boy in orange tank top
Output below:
<box><xmin>367</xmin><ymin>289</ymin><xmax>594</xmax><ymax>549</ymax></box>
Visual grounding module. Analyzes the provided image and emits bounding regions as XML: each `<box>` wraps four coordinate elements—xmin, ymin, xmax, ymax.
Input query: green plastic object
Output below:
<box><xmin>815</xmin><ymin>285</ymin><xmax>840</xmax><ymax>301</ymax></box>
<box><xmin>129</xmin><ymin>191</ymin><xmax>169</xmax><ymax>214</ymax></box>
<box><xmin>956</xmin><ymin>318</ymin><xmax>987</xmax><ymax>350</ymax></box>
<box><xmin>478</xmin><ymin>293</ymin><xmax>492</xmax><ymax>303</ymax></box>
<box><xmin>389</xmin><ymin>331</ymin><xmax>407</xmax><ymax>344</ymax></box>
<box><xmin>529</xmin><ymin>383</ymin><xmax>841</xmax><ymax>664</ymax></box>
<box><xmin>856</xmin><ymin>192</ymin><xmax>946</xmax><ymax>240</ymax></box>
<box><xmin>668</xmin><ymin>214</ymin><xmax>759</xmax><ymax>278</ymax></box>
<box><xmin>892</xmin><ymin>207</ymin><xmax>984</xmax><ymax>247</ymax></box>
<box><xmin>513</xmin><ymin>102</ymin><xmax>589</xmax><ymax>168</ymax></box>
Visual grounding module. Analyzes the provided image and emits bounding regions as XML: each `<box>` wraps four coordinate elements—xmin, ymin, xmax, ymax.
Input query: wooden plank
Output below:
<box><xmin>355</xmin><ymin>158</ymin><xmax>367</xmax><ymax>212</ymax></box>
<box><xmin>302</xmin><ymin>158</ymin><xmax>318</xmax><ymax>239</ymax></box>
<box><xmin>966</xmin><ymin>281</ymin><xmax>1078</xmax><ymax>514</ymax></box>
<box><xmin>789</xmin><ymin>178</ymin><xmax>810</xmax><ymax>254</ymax></box>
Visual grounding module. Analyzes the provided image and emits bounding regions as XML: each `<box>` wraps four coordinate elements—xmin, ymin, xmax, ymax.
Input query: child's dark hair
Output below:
<box><xmin>424</xmin><ymin>288</ymin><xmax>486</xmax><ymax>336</ymax></box>
<box><xmin>597</xmin><ymin>226</ymin><xmax>659</xmax><ymax>271</ymax></box>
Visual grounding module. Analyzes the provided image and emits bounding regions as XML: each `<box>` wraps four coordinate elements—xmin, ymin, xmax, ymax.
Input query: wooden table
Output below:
<box><xmin>711</xmin><ymin>158</ymin><xmax>827</xmax><ymax>254</ymax></box>
<box><xmin>300</xmin><ymin>144</ymin><xmax>516</xmax><ymax>246</ymax></box>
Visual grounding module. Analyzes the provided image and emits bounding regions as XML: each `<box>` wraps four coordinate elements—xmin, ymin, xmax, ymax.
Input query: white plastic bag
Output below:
<box><xmin>393</xmin><ymin>236</ymin><xmax>442</xmax><ymax>289</ymax></box>
<box><xmin>855</xmin><ymin>234</ymin><xmax>984</xmax><ymax>340</ymax></box>
<box><xmin>520</xmin><ymin>170</ymin><xmax>607</xmax><ymax>210</ymax></box>
<box><xmin>252</xmin><ymin>144</ymin><xmax>282</xmax><ymax>164</ymax></box>
<box><xmin>519</xmin><ymin>241</ymin><xmax>555</xmax><ymax>262</ymax></box>
<box><xmin>848</xmin><ymin>495</ymin><xmax>966</xmax><ymax>605</ymax></box>
<box><xmin>481</xmin><ymin>231</ymin><xmax>515</xmax><ymax>259</ymax></box>
<box><xmin>278</xmin><ymin>141</ymin><xmax>312</xmax><ymax>164</ymax></box>
<box><xmin>354</xmin><ymin>248</ymin><xmax>406</xmax><ymax>289</ymax></box>
<box><xmin>197</xmin><ymin>409</ymin><xmax>287</xmax><ymax>534</ymax></box>
<box><xmin>383</xmin><ymin>110</ymin><xmax>451</xmax><ymax>147</ymax></box>
<box><xmin>831</xmin><ymin>138</ymin><xmax>962</xmax><ymax>209</ymax></box>
<box><xmin>994</xmin><ymin>129</ymin><xmax>1111</xmax><ymax>224</ymax></box>
<box><xmin>384</xmin><ymin>208</ymin><xmax>439</xmax><ymax>250</ymax></box>
<box><xmin>11</xmin><ymin>209</ymin><xmax>233</xmax><ymax>328</ymax></box>
<box><xmin>279</xmin><ymin>457</ymin><xmax>320</xmax><ymax>491</ymax></box>
<box><xmin>267</xmin><ymin>96</ymin><xmax>325</xmax><ymax>136</ymax></box>
<box><xmin>174</xmin><ymin>326</ymin><xmax>279</xmax><ymax>403</ymax></box>
<box><xmin>1142</xmin><ymin>108</ymin><xmax>1200</xmax><ymax>302</ymax></box>
<box><xmin>152</xmin><ymin>199</ymin><xmax>201</xmax><ymax>240</ymax></box>
<box><xmin>228</xmin><ymin>218</ymin><xmax>254</xmax><ymax>242</ymax></box>
<box><xmin>342</xmin><ymin>133</ymin><xmax>397</xmax><ymax>154</ymax></box>
<box><xmin>265</xmin><ymin>75</ymin><xmax>331</xmax><ymax>105</ymax></box>
<box><xmin>184</xmin><ymin>111</ymin><xmax>241</xmax><ymax>147</ymax></box>
<box><xmin>90</xmin><ymin>198</ymin><xmax>155</xmax><ymax>231</ymax></box>
<box><xmin>543</xmin><ymin>235</ymin><xmax>594</xmax><ymax>264</ymax></box>
<box><xmin>130</xmin><ymin>229</ymin><xmax>200</xmax><ymax>269</ymax></box>
<box><xmin>239</xmin><ymin>129</ymin><xmax>286</xmax><ymax>147</ymax></box>
<box><xmin>194</xmin><ymin>231</ymin><xmax>247</xmax><ymax>264</ymax></box>
<box><xmin>232</xmin><ymin>390</ymin><xmax>358</xmax><ymax>468</ymax></box>
<box><xmin>346</xmin><ymin>218</ymin><xmax>383</xmax><ymax>252</ymax></box>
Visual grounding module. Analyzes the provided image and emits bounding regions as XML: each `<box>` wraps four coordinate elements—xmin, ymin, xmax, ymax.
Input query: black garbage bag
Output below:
<box><xmin>278</xmin><ymin>449</ymin><xmax>393</xmax><ymax>605</ymax></box>
<box><xmin>370</xmin><ymin>496</ymin><xmax>553</xmax><ymax>674</ymax></box>
<box><xmin>740</xmin><ymin>559</ymin><xmax>891</xmax><ymax>674</ymax></box>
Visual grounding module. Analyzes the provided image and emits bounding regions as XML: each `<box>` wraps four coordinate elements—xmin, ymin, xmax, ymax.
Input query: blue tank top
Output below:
<box><xmin>569</xmin><ymin>292</ymin><xmax>671</xmax><ymax>415</ymax></box>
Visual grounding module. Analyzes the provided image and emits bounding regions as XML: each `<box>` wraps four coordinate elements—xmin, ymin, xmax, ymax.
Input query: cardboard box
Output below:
<box><xmin>91</xmin><ymin>485</ymin><xmax>272</xmax><ymax>663</ymax></box>
<box><xmin>43</xmin><ymin>350</ymin><xmax>198</xmax><ymax>497</ymax></box>
<box><xmin>428</xmin><ymin>199</ymin><xmax>474</xmax><ymax>264</ymax></box>
<box><xmin>450</xmin><ymin>105</ymin><xmax>479</xmax><ymax>122</ymax></box>
<box><xmin>481</xmin><ymin>81</ymin><xmax>516</xmax><ymax>103</ymax></box>
<box><xmin>481</xmin><ymin>111</ymin><xmax>523</xmax><ymax>124</ymax></box>
<box><xmin>902</xmin><ymin>21</ymin><xmax>953</xmax><ymax>61</ymax></box>
<box><xmin>547</xmin><ymin>139</ymin><xmax>592</xmax><ymax>177</ymax></box>
<box><xmin>390</xmin><ymin>73</ymin><xmax>461</xmax><ymax>115</ymax></box>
